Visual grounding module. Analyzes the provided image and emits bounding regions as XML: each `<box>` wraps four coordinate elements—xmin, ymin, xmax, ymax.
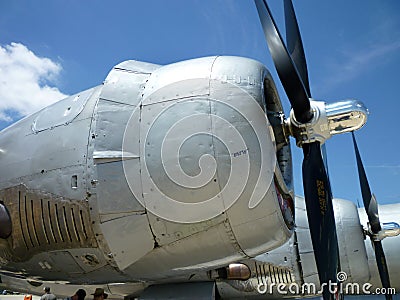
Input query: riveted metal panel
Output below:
<box><xmin>0</xmin><ymin>120</ymin><xmax>90</xmax><ymax>193</ymax></box>
<box><xmin>208</xmin><ymin>66</ymin><xmax>289</xmax><ymax>256</ymax></box>
<box><xmin>136</xmin><ymin>56</ymin><xmax>292</xmax><ymax>269</ymax></box>
<box><xmin>140</xmin><ymin>98</ymin><xmax>221</xmax><ymax>207</ymax></box>
<box><xmin>121</xmin><ymin>100</ymin><xmax>144</xmax><ymax>216</ymax></box>
<box><xmin>140</xmin><ymin>96</ymin><xmax>230</xmax><ymax>245</ymax></box>
<box><xmin>90</xmin><ymin>63</ymin><xmax>156</xmax><ymax>271</ymax></box>
<box><xmin>96</xmin><ymin>161</ymin><xmax>145</xmax><ymax>215</ymax></box>
<box><xmin>4</xmin><ymin>166</ymin><xmax>87</xmax><ymax>205</ymax></box>
<box><xmin>123</xmin><ymin>221</ymin><xmax>245</xmax><ymax>280</ymax></box>
<box><xmin>101</xmin><ymin>71</ymin><xmax>148</xmax><ymax>106</ymax></box>
<box><xmin>0</xmin><ymin>86</ymin><xmax>101</xmax><ymax>201</ymax></box>
<box><xmin>100</xmin><ymin>60</ymin><xmax>158</xmax><ymax>106</ymax></box>
<box><xmin>210</xmin><ymin>56</ymin><xmax>266</xmax><ymax>102</ymax></box>
<box><xmin>251</xmin><ymin>234</ymin><xmax>302</xmax><ymax>284</ymax></box>
<box><xmin>113</xmin><ymin>60</ymin><xmax>160</xmax><ymax>74</ymax></box>
<box><xmin>94</xmin><ymin>99</ymin><xmax>136</xmax><ymax>154</ymax></box>
<box><xmin>99</xmin><ymin>214</ymin><xmax>154</xmax><ymax>270</ymax></box>
<box><xmin>143</xmin><ymin>78</ymin><xmax>210</xmax><ymax>106</ymax></box>
<box><xmin>67</xmin><ymin>247</ymin><xmax>108</xmax><ymax>273</ymax></box>
<box><xmin>141</xmin><ymin>56</ymin><xmax>216</xmax><ymax>105</ymax></box>
<box><xmin>93</xmin><ymin>99</ymin><xmax>144</xmax><ymax>215</ymax></box>
<box><xmin>334</xmin><ymin>198</ymin><xmax>370</xmax><ymax>283</ymax></box>
<box><xmin>294</xmin><ymin>197</ymin><xmax>319</xmax><ymax>285</ymax></box>
<box><xmin>32</xmin><ymin>88</ymin><xmax>95</xmax><ymax>133</ymax></box>
<box><xmin>2</xmin><ymin>247</ymin><xmax>120</xmax><ymax>283</ymax></box>
<box><xmin>139</xmin><ymin>97</ymin><xmax>231</xmax><ymax>247</ymax></box>
<box><xmin>146</xmin><ymin>211</ymin><xmax>227</xmax><ymax>248</ymax></box>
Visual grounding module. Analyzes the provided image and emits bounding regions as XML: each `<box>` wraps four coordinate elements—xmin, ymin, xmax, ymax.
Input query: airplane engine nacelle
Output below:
<box><xmin>96</xmin><ymin>56</ymin><xmax>294</xmax><ymax>278</ymax></box>
<box><xmin>272</xmin><ymin>197</ymin><xmax>371</xmax><ymax>288</ymax></box>
<box><xmin>358</xmin><ymin>204</ymin><xmax>400</xmax><ymax>289</ymax></box>
<box><xmin>334</xmin><ymin>199</ymin><xmax>370</xmax><ymax>283</ymax></box>
<box><xmin>0</xmin><ymin>56</ymin><xmax>294</xmax><ymax>282</ymax></box>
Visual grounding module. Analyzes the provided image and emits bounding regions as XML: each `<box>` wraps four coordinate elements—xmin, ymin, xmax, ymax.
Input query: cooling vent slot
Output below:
<box><xmin>254</xmin><ymin>262</ymin><xmax>294</xmax><ymax>285</ymax></box>
<box><xmin>1</xmin><ymin>185</ymin><xmax>96</xmax><ymax>261</ymax></box>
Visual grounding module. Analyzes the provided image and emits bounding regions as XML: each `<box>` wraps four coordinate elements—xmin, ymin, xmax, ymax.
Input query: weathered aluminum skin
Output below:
<box><xmin>215</xmin><ymin>198</ymin><xmax>373</xmax><ymax>299</ymax></box>
<box><xmin>0</xmin><ymin>56</ymin><xmax>293</xmax><ymax>285</ymax></box>
<box><xmin>0</xmin><ymin>86</ymin><xmax>99</xmax><ymax>196</ymax></box>
<box><xmin>0</xmin><ymin>85</ymin><xmax>127</xmax><ymax>282</ymax></box>
<box><xmin>92</xmin><ymin>60</ymin><xmax>159</xmax><ymax>271</ymax></box>
<box><xmin>359</xmin><ymin>204</ymin><xmax>400</xmax><ymax>290</ymax></box>
<box><xmin>118</xmin><ymin>56</ymin><xmax>292</xmax><ymax>279</ymax></box>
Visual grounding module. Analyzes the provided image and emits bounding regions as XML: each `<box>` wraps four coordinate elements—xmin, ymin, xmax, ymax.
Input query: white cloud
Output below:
<box><xmin>0</xmin><ymin>42</ymin><xmax>68</xmax><ymax>121</ymax></box>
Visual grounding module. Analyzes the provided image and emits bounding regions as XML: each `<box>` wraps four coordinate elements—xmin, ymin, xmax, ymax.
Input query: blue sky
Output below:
<box><xmin>0</xmin><ymin>0</ymin><xmax>399</xmax><ymax>206</ymax></box>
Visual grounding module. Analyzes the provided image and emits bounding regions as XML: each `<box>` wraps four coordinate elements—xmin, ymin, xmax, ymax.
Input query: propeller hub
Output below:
<box><xmin>367</xmin><ymin>222</ymin><xmax>400</xmax><ymax>241</ymax></box>
<box><xmin>288</xmin><ymin>100</ymin><xmax>328</xmax><ymax>146</ymax></box>
<box><xmin>288</xmin><ymin>99</ymin><xmax>368</xmax><ymax>147</ymax></box>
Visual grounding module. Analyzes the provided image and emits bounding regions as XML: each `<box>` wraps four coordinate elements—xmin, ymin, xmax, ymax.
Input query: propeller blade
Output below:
<box><xmin>283</xmin><ymin>0</ymin><xmax>334</xmax><ymax>203</ymax></box>
<box><xmin>351</xmin><ymin>132</ymin><xmax>392</xmax><ymax>297</ymax></box>
<box><xmin>373</xmin><ymin>241</ymin><xmax>392</xmax><ymax>300</ymax></box>
<box><xmin>351</xmin><ymin>132</ymin><xmax>381</xmax><ymax>232</ymax></box>
<box><xmin>254</xmin><ymin>1</ymin><xmax>341</xmax><ymax>298</ymax></box>
<box><xmin>302</xmin><ymin>142</ymin><xmax>340</xmax><ymax>300</ymax></box>
<box><xmin>254</xmin><ymin>0</ymin><xmax>312</xmax><ymax>123</ymax></box>
<box><xmin>284</xmin><ymin>0</ymin><xmax>311</xmax><ymax>96</ymax></box>
<box><xmin>321</xmin><ymin>144</ymin><xmax>330</xmax><ymax>180</ymax></box>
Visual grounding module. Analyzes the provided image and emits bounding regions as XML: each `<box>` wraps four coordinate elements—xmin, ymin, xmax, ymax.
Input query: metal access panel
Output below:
<box><xmin>32</xmin><ymin>88</ymin><xmax>95</xmax><ymax>133</ymax></box>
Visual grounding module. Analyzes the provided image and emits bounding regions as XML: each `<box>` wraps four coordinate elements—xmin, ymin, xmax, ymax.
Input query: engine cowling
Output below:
<box><xmin>95</xmin><ymin>56</ymin><xmax>294</xmax><ymax>278</ymax></box>
<box><xmin>0</xmin><ymin>56</ymin><xmax>295</xmax><ymax>282</ymax></box>
<box><xmin>334</xmin><ymin>198</ymin><xmax>370</xmax><ymax>283</ymax></box>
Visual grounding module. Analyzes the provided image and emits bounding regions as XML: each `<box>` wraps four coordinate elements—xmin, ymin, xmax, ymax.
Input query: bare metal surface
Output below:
<box><xmin>288</xmin><ymin>99</ymin><xmax>368</xmax><ymax>147</ymax></box>
<box><xmin>0</xmin><ymin>56</ymin><xmax>299</xmax><ymax>291</ymax></box>
<box><xmin>0</xmin><ymin>185</ymin><xmax>96</xmax><ymax>261</ymax></box>
<box><xmin>326</xmin><ymin>99</ymin><xmax>368</xmax><ymax>135</ymax></box>
<box><xmin>31</xmin><ymin>88</ymin><xmax>94</xmax><ymax>133</ymax></box>
<box><xmin>333</xmin><ymin>198</ymin><xmax>370</xmax><ymax>283</ymax></box>
<box><xmin>372</xmin><ymin>222</ymin><xmax>400</xmax><ymax>241</ymax></box>
<box><xmin>359</xmin><ymin>204</ymin><xmax>400</xmax><ymax>289</ymax></box>
<box><xmin>0</xmin><ymin>86</ymin><xmax>102</xmax><ymax>201</ymax></box>
<box><xmin>94</xmin><ymin>62</ymin><xmax>156</xmax><ymax>270</ymax></box>
<box><xmin>142</xmin><ymin>57</ymin><xmax>214</xmax><ymax>104</ymax></box>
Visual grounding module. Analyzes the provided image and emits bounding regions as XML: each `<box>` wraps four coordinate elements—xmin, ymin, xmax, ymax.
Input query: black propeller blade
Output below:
<box><xmin>352</xmin><ymin>132</ymin><xmax>392</xmax><ymax>300</ymax></box>
<box><xmin>352</xmin><ymin>132</ymin><xmax>381</xmax><ymax>232</ymax></box>
<box><xmin>373</xmin><ymin>242</ymin><xmax>392</xmax><ymax>300</ymax></box>
<box><xmin>254</xmin><ymin>1</ymin><xmax>340</xmax><ymax>299</ymax></box>
<box><xmin>254</xmin><ymin>0</ymin><xmax>312</xmax><ymax>124</ymax></box>
<box><xmin>284</xmin><ymin>0</ymin><xmax>311</xmax><ymax>96</ymax></box>
<box><xmin>302</xmin><ymin>143</ymin><xmax>340</xmax><ymax>300</ymax></box>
